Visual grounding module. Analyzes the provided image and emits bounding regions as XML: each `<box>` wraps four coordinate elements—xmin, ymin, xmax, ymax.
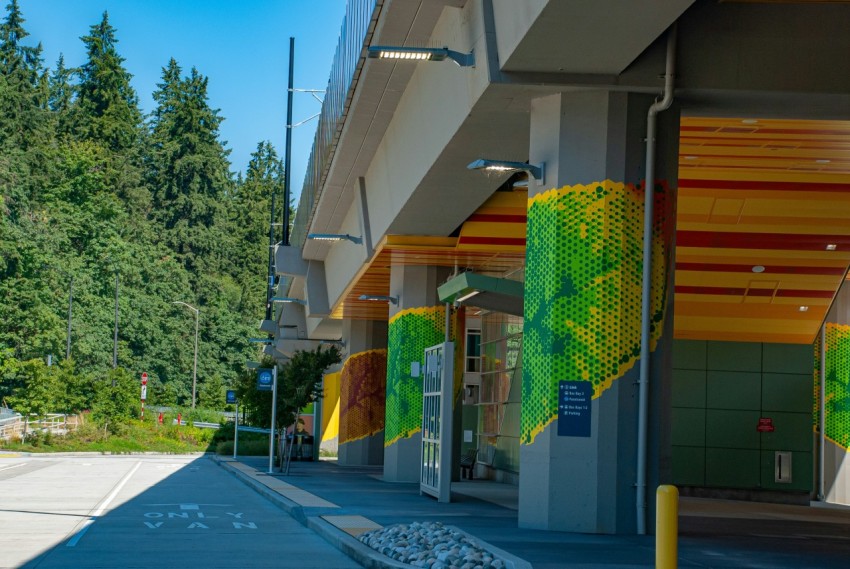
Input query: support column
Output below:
<box><xmin>384</xmin><ymin>265</ymin><xmax>451</xmax><ymax>482</ymax></box>
<box><xmin>338</xmin><ymin>319</ymin><xmax>388</xmax><ymax>466</ymax></box>
<box><xmin>519</xmin><ymin>91</ymin><xmax>678</xmax><ymax>533</ymax></box>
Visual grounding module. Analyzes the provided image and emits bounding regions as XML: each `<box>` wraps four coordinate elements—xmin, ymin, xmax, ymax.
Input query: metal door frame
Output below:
<box><xmin>420</xmin><ymin>342</ymin><xmax>454</xmax><ymax>503</ymax></box>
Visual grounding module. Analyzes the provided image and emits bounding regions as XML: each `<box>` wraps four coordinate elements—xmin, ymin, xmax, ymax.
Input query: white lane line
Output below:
<box><xmin>66</xmin><ymin>460</ymin><xmax>142</xmax><ymax>547</ymax></box>
<box><xmin>0</xmin><ymin>462</ymin><xmax>26</xmax><ymax>472</ymax></box>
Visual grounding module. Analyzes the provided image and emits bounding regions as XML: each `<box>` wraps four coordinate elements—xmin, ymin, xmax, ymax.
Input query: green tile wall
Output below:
<box><xmin>672</xmin><ymin>340</ymin><xmax>814</xmax><ymax>493</ymax></box>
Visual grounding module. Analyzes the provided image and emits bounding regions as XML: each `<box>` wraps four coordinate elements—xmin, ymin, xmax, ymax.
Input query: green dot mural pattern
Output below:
<box><xmin>521</xmin><ymin>180</ymin><xmax>671</xmax><ymax>445</ymax></box>
<box><xmin>385</xmin><ymin>306</ymin><xmax>451</xmax><ymax>447</ymax></box>
<box><xmin>816</xmin><ymin>324</ymin><xmax>850</xmax><ymax>450</ymax></box>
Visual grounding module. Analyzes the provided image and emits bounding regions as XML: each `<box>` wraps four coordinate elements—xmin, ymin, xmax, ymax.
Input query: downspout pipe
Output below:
<box><xmin>637</xmin><ymin>24</ymin><xmax>677</xmax><ymax>536</ymax></box>
<box><xmin>818</xmin><ymin>323</ymin><xmax>826</xmax><ymax>501</ymax></box>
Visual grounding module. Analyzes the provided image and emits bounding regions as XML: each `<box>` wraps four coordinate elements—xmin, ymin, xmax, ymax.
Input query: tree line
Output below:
<box><xmin>0</xmin><ymin>1</ymin><xmax>285</xmax><ymax>419</ymax></box>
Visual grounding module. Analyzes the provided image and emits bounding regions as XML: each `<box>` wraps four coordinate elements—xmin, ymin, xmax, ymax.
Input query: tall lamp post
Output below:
<box><xmin>172</xmin><ymin>301</ymin><xmax>199</xmax><ymax>409</ymax></box>
<box><xmin>65</xmin><ymin>275</ymin><xmax>73</xmax><ymax>360</ymax></box>
<box><xmin>104</xmin><ymin>256</ymin><xmax>119</xmax><ymax>368</ymax></box>
<box><xmin>53</xmin><ymin>268</ymin><xmax>74</xmax><ymax>360</ymax></box>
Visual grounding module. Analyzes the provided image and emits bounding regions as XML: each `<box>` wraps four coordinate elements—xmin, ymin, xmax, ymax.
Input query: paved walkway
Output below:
<box><xmin>215</xmin><ymin>456</ymin><xmax>850</xmax><ymax>569</ymax></box>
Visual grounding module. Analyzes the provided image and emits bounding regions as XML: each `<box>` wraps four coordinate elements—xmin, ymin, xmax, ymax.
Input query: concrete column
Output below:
<box><xmin>338</xmin><ymin>319</ymin><xmax>388</xmax><ymax>466</ymax></box>
<box><xmin>519</xmin><ymin>91</ymin><xmax>678</xmax><ymax>533</ymax></box>
<box><xmin>384</xmin><ymin>265</ymin><xmax>451</xmax><ymax>482</ymax></box>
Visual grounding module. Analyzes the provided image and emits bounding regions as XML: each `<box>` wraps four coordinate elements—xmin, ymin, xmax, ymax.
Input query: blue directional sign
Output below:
<box><xmin>256</xmin><ymin>369</ymin><xmax>273</xmax><ymax>392</ymax></box>
<box><xmin>558</xmin><ymin>381</ymin><xmax>591</xmax><ymax>437</ymax></box>
<box><xmin>226</xmin><ymin>390</ymin><xmax>237</xmax><ymax>404</ymax></box>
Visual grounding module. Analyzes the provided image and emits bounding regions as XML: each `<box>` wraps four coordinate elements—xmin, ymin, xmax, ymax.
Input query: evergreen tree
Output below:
<box><xmin>72</xmin><ymin>11</ymin><xmax>143</xmax><ymax>152</ymax></box>
<box><xmin>230</xmin><ymin>141</ymin><xmax>283</xmax><ymax>312</ymax></box>
<box><xmin>0</xmin><ymin>0</ymin><xmax>52</xmax><ymax>215</ymax></box>
<box><xmin>149</xmin><ymin>60</ymin><xmax>233</xmax><ymax>275</ymax></box>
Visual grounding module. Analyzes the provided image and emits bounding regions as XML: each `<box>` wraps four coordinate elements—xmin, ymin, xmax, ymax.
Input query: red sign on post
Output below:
<box><xmin>141</xmin><ymin>372</ymin><xmax>148</xmax><ymax>385</ymax></box>
<box><xmin>757</xmin><ymin>417</ymin><xmax>775</xmax><ymax>432</ymax></box>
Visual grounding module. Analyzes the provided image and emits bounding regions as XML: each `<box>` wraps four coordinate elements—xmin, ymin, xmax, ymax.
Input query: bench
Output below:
<box><xmin>460</xmin><ymin>449</ymin><xmax>478</xmax><ymax>480</ymax></box>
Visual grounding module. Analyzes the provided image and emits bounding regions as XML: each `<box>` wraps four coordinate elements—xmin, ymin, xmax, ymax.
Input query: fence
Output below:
<box><xmin>0</xmin><ymin>413</ymin><xmax>78</xmax><ymax>442</ymax></box>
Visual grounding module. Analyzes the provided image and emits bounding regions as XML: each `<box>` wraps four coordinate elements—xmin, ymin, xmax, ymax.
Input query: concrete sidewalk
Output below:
<box><xmin>214</xmin><ymin>456</ymin><xmax>850</xmax><ymax>569</ymax></box>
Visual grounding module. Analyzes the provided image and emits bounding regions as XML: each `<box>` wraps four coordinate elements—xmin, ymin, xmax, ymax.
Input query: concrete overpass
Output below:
<box><xmin>268</xmin><ymin>0</ymin><xmax>850</xmax><ymax>534</ymax></box>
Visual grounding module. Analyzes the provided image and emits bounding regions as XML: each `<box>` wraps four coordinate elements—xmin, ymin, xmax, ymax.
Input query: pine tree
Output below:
<box><xmin>149</xmin><ymin>60</ymin><xmax>233</xmax><ymax>275</ymax></box>
<box><xmin>0</xmin><ymin>0</ymin><xmax>52</xmax><ymax>215</ymax></box>
<box><xmin>72</xmin><ymin>11</ymin><xmax>143</xmax><ymax>152</ymax></box>
<box><xmin>229</xmin><ymin>141</ymin><xmax>283</xmax><ymax>313</ymax></box>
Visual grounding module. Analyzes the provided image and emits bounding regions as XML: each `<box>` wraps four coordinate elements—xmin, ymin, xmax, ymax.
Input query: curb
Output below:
<box><xmin>213</xmin><ymin>456</ymin><xmax>534</xmax><ymax>569</ymax></box>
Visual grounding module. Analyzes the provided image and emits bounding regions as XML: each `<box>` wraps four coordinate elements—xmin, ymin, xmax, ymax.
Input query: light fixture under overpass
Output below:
<box><xmin>438</xmin><ymin>271</ymin><xmax>524</xmax><ymax>317</ymax></box>
<box><xmin>271</xmin><ymin>297</ymin><xmax>307</xmax><ymax>306</ymax></box>
<box><xmin>467</xmin><ymin>158</ymin><xmax>545</xmax><ymax>185</ymax></box>
<box><xmin>359</xmin><ymin>294</ymin><xmax>398</xmax><ymax>305</ymax></box>
<box><xmin>367</xmin><ymin>45</ymin><xmax>474</xmax><ymax>67</ymax></box>
<box><xmin>307</xmin><ymin>233</ymin><xmax>362</xmax><ymax>244</ymax></box>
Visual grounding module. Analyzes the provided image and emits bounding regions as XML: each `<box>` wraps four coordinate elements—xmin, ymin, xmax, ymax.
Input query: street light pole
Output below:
<box><xmin>172</xmin><ymin>301</ymin><xmax>199</xmax><ymax>409</ymax></box>
<box><xmin>113</xmin><ymin>269</ymin><xmax>119</xmax><ymax>368</ymax></box>
<box><xmin>65</xmin><ymin>276</ymin><xmax>73</xmax><ymax>360</ymax></box>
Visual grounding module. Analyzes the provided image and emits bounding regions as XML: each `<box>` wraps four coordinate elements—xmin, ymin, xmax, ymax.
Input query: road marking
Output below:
<box><xmin>67</xmin><ymin>461</ymin><xmax>142</xmax><ymax>547</ymax></box>
<box><xmin>180</xmin><ymin>503</ymin><xmax>199</xmax><ymax>510</ymax></box>
<box><xmin>0</xmin><ymin>462</ymin><xmax>26</xmax><ymax>472</ymax></box>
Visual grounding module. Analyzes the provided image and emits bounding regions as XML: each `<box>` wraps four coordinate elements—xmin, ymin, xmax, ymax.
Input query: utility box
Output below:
<box><xmin>775</xmin><ymin>451</ymin><xmax>792</xmax><ymax>483</ymax></box>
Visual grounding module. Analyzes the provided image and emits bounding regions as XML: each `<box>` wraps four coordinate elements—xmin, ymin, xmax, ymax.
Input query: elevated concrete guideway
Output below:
<box><xmin>272</xmin><ymin>0</ymin><xmax>850</xmax><ymax>536</ymax></box>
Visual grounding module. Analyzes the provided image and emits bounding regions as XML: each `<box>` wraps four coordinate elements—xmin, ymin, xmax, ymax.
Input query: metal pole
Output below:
<box><xmin>637</xmin><ymin>25</ymin><xmax>676</xmax><ymax>536</ymax></box>
<box><xmin>66</xmin><ymin>277</ymin><xmax>73</xmax><ymax>359</ymax></box>
<box><xmin>192</xmin><ymin>309</ymin><xmax>198</xmax><ymax>409</ymax></box>
<box><xmin>172</xmin><ymin>301</ymin><xmax>200</xmax><ymax>409</ymax></box>
<box><xmin>266</xmin><ymin>164</ymin><xmax>277</xmax><ymax>321</ymax></box>
<box><xmin>269</xmin><ymin>366</ymin><xmax>278</xmax><ymax>474</ymax></box>
<box><xmin>233</xmin><ymin>401</ymin><xmax>239</xmax><ymax>460</ymax></box>
<box><xmin>113</xmin><ymin>269</ymin><xmax>119</xmax><ymax>368</ymax></box>
<box><xmin>283</xmin><ymin>37</ymin><xmax>294</xmax><ymax>246</ymax></box>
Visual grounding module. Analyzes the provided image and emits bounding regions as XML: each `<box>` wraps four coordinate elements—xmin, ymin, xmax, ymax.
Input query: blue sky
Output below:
<box><xmin>16</xmin><ymin>0</ymin><xmax>348</xmax><ymax>199</ymax></box>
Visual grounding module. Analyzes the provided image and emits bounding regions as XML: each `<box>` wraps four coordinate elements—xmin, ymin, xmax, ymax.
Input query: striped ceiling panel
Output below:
<box><xmin>331</xmin><ymin>191</ymin><xmax>527</xmax><ymax>320</ymax></box>
<box><xmin>675</xmin><ymin>117</ymin><xmax>850</xmax><ymax>344</ymax></box>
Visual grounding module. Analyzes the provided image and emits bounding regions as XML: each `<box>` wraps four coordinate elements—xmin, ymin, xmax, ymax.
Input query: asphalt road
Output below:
<box><xmin>0</xmin><ymin>454</ymin><xmax>361</xmax><ymax>569</ymax></box>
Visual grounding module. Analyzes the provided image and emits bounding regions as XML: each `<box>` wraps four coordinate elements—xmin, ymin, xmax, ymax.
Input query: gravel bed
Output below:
<box><xmin>358</xmin><ymin>521</ymin><xmax>507</xmax><ymax>569</ymax></box>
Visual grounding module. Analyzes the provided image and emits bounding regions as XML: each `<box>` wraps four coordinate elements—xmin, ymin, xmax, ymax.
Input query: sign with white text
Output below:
<box><xmin>558</xmin><ymin>381</ymin><xmax>591</xmax><ymax>437</ymax></box>
<box><xmin>256</xmin><ymin>369</ymin><xmax>273</xmax><ymax>392</ymax></box>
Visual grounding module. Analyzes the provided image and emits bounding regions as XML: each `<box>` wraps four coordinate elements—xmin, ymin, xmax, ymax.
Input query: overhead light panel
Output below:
<box><xmin>359</xmin><ymin>294</ymin><xmax>398</xmax><ymax>305</ymax></box>
<box><xmin>467</xmin><ymin>158</ymin><xmax>545</xmax><ymax>185</ymax></box>
<box><xmin>367</xmin><ymin>45</ymin><xmax>474</xmax><ymax>67</ymax></box>
<box><xmin>455</xmin><ymin>290</ymin><xmax>481</xmax><ymax>303</ymax></box>
<box><xmin>271</xmin><ymin>297</ymin><xmax>307</xmax><ymax>306</ymax></box>
<box><xmin>307</xmin><ymin>233</ymin><xmax>362</xmax><ymax>244</ymax></box>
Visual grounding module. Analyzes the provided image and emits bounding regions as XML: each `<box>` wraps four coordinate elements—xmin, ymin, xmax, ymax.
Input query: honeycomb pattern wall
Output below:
<box><xmin>816</xmin><ymin>323</ymin><xmax>850</xmax><ymax>450</ymax></box>
<box><xmin>339</xmin><ymin>349</ymin><xmax>387</xmax><ymax>444</ymax></box>
<box><xmin>521</xmin><ymin>180</ymin><xmax>672</xmax><ymax>444</ymax></box>
<box><xmin>385</xmin><ymin>306</ymin><xmax>457</xmax><ymax>447</ymax></box>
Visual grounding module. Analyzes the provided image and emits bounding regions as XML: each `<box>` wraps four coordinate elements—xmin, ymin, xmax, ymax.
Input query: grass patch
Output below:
<box><xmin>1</xmin><ymin>419</ymin><xmax>217</xmax><ymax>454</ymax></box>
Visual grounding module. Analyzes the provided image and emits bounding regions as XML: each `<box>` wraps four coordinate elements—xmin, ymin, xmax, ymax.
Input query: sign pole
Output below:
<box><xmin>233</xmin><ymin>401</ymin><xmax>239</xmax><ymax>459</ymax></box>
<box><xmin>268</xmin><ymin>366</ymin><xmax>278</xmax><ymax>474</ymax></box>
<box><xmin>140</xmin><ymin>372</ymin><xmax>148</xmax><ymax>420</ymax></box>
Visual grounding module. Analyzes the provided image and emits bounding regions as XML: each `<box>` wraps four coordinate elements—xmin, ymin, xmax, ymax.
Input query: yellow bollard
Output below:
<box><xmin>656</xmin><ymin>485</ymin><xmax>679</xmax><ymax>569</ymax></box>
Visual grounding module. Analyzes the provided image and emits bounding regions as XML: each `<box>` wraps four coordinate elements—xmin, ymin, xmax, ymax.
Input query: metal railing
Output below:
<box><xmin>0</xmin><ymin>413</ymin><xmax>75</xmax><ymax>441</ymax></box>
<box><xmin>289</xmin><ymin>0</ymin><xmax>381</xmax><ymax>248</ymax></box>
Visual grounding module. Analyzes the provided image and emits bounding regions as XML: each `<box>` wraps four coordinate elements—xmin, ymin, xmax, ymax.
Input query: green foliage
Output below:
<box><xmin>234</xmin><ymin>347</ymin><xmax>341</xmax><ymax>432</ymax></box>
<box><xmin>0</xmin><ymin>3</ymin><xmax>274</xmax><ymax>427</ymax></box>
<box><xmin>2</xmin><ymin>418</ymin><xmax>216</xmax><ymax>453</ymax></box>
<box><xmin>90</xmin><ymin>368</ymin><xmax>138</xmax><ymax>432</ymax></box>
